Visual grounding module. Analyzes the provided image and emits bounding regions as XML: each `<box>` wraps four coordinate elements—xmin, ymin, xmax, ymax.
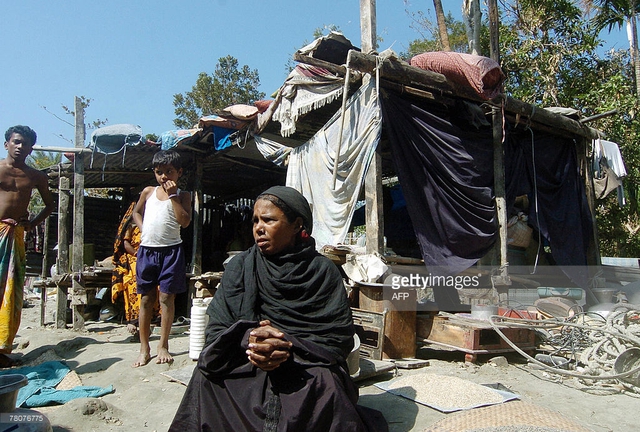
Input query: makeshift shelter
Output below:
<box><xmin>39</xmin><ymin>32</ymin><xmax>608</xmax><ymax>341</ymax></box>
<box><xmin>253</xmin><ymin>33</ymin><xmax>602</xmax><ymax>294</ymax></box>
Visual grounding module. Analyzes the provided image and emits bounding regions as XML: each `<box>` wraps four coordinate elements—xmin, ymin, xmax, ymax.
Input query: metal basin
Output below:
<box><xmin>0</xmin><ymin>374</ymin><xmax>27</xmax><ymax>412</ymax></box>
<box><xmin>614</xmin><ymin>347</ymin><xmax>640</xmax><ymax>387</ymax></box>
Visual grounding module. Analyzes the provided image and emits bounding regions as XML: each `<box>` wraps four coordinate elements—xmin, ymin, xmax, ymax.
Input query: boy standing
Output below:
<box><xmin>0</xmin><ymin>125</ymin><xmax>55</xmax><ymax>367</ymax></box>
<box><xmin>132</xmin><ymin>150</ymin><xmax>191</xmax><ymax>367</ymax></box>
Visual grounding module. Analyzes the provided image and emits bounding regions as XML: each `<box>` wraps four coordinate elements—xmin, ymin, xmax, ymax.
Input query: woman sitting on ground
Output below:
<box><xmin>169</xmin><ymin>186</ymin><xmax>386</xmax><ymax>432</ymax></box>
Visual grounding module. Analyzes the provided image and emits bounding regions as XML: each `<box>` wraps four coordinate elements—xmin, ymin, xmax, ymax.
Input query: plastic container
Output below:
<box><xmin>189</xmin><ymin>298</ymin><xmax>209</xmax><ymax>360</ymax></box>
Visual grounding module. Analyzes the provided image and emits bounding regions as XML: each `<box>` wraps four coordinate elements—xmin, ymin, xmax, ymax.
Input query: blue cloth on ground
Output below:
<box><xmin>0</xmin><ymin>361</ymin><xmax>114</xmax><ymax>407</ymax></box>
<box><xmin>23</xmin><ymin>385</ymin><xmax>114</xmax><ymax>408</ymax></box>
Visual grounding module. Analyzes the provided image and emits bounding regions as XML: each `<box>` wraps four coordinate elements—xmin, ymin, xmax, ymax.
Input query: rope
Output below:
<box><xmin>528</xmin><ymin>126</ymin><xmax>543</xmax><ymax>275</ymax></box>
<box><xmin>484</xmin><ymin>304</ymin><xmax>640</xmax><ymax>393</ymax></box>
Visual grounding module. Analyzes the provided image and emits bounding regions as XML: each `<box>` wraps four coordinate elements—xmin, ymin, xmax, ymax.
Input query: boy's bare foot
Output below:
<box><xmin>132</xmin><ymin>352</ymin><xmax>151</xmax><ymax>368</ymax></box>
<box><xmin>156</xmin><ymin>347</ymin><xmax>173</xmax><ymax>364</ymax></box>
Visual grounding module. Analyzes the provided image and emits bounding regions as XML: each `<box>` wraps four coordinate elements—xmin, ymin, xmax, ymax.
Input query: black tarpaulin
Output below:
<box><xmin>380</xmin><ymin>90</ymin><xmax>497</xmax><ymax>276</ymax></box>
<box><xmin>505</xmin><ymin>128</ymin><xmax>593</xmax><ymax>287</ymax></box>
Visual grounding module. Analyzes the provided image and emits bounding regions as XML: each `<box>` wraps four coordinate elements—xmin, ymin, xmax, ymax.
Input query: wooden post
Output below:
<box><xmin>359</xmin><ymin>0</ymin><xmax>416</xmax><ymax>359</ymax></box>
<box><xmin>40</xmin><ymin>211</ymin><xmax>50</xmax><ymax>326</ymax></box>
<box><xmin>488</xmin><ymin>0</ymin><xmax>500</xmax><ymax>63</ymax></box>
<box><xmin>187</xmin><ymin>161</ymin><xmax>203</xmax><ymax>311</ymax></box>
<box><xmin>487</xmin><ymin>0</ymin><xmax>509</xmax><ymax>292</ymax></box>
<box><xmin>577</xmin><ymin>137</ymin><xmax>601</xmax><ymax>306</ymax></box>
<box><xmin>360</xmin><ymin>0</ymin><xmax>384</xmax><ymax>256</ymax></box>
<box><xmin>71</xmin><ymin>96</ymin><xmax>86</xmax><ymax>330</ymax></box>
<box><xmin>56</xmin><ymin>175</ymin><xmax>70</xmax><ymax>328</ymax></box>
<box><xmin>492</xmin><ymin>106</ymin><xmax>510</xmax><ymax>292</ymax></box>
<box><xmin>190</xmin><ymin>160</ymin><xmax>203</xmax><ymax>276</ymax></box>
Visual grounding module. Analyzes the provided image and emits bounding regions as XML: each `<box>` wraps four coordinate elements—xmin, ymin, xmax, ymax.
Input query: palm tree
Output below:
<box><xmin>433</xmin><ymin>0</ymin><xmax>451</xmax><ymax>50</ymax></box>
<box><xmin>589</xmin><ymin>0</ymin><xmax>640</xmax><ymax>98</ymax></box>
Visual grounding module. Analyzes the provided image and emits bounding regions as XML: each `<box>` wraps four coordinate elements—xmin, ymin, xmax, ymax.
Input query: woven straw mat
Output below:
<box><xmin>424</xmin><ymin>401</ymin><xmax>592</xmax><ymax>432</ymax></box>
<box><xmin>23</xmin><ymin>349</ymin><xmax>83</xmax><ymax>389</ymax></box>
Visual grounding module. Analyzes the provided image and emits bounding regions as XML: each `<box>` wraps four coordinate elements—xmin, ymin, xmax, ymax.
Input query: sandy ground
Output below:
<box><xmin>4</xmin><ymin>294</ymin><xmax>640</xmax><ymax>432</ymax></box>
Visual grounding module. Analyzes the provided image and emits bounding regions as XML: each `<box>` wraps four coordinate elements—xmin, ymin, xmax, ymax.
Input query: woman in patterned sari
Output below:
<box><xmin>111</xmin><ymin>202</ymin><xmax>159</xmax><ymax>340</ymax></box>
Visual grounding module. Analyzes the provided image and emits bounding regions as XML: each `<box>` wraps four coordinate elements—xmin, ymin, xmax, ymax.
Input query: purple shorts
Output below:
<box><xmin>136</xmin><ymin>244</ymin><xmax>187</xmax><ymax>295</ymax></box>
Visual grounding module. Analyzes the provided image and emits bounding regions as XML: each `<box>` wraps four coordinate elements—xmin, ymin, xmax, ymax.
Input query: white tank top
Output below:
<box><xmin>140</xmin><ymin>187</ymin><xmax>183</xmax><ymax>247</ymax></box>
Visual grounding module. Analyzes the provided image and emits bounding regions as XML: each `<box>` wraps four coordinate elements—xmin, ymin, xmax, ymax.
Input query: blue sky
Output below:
<box><xmin>0</xmin><ymin>1</ymin><xmax>629</xmax><ymax>159</ymax></box>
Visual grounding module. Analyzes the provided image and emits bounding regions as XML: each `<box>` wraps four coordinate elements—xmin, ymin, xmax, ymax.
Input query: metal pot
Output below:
<box><xmin>614</xmin><ymin>347</ymin><xmax>640</xmax><ymax>387</ymax></box>
<box><xmin>0</xmin><ymin>374</ymin><xmax>27</xmax><ymax>412</ymax></box>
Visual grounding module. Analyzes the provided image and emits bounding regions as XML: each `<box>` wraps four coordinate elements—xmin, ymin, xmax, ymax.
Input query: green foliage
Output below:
<box><xmin>500</xmin><ymin>0</ymin><xmax>600</xmax><ymax>106</ymax></box>
<box><xmin>26</xmin><ymin>151</ymin><xmax>61</xmax><ymax>170</ymax></box>
<box><xmin>173</xmin><ymin>56</ymin><xmax>265</xmax><ymax>129</ymax></box>
<box><xmin>589</xmin><ymin>0</ymin><xmax>640</xmax><ymax>32</ymax></box>
<box><xmin>402</xmin><ymin>12</ymin><xmax>468</xmax><ymax>58</ymax></box>
<box><xmin>145</xmin><ymin>133</ymin><xmax>159</xmax><ymax>142</ymax></box>
<box><xmin>26</xmin><ymin>151</ymin><xmax>61</xmax><ymax>215</ymax></box>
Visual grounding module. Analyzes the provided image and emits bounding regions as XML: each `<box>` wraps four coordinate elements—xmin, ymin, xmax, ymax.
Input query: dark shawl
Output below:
<box><xmin>170</xmin><ymin>240</ymin><xmax>386</xmax><ymax>431</ymax></box>
<box><xmin>204</xmin><ymin>239</ymin><xmax>354</xmax><ymax>359</ymax></box>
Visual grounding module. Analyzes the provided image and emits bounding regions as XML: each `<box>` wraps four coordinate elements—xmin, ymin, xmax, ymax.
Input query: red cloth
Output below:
<box><xmin>254</xmin><ymin>99</ymin><xmax>272</xmax><ymax>113</ymax></box>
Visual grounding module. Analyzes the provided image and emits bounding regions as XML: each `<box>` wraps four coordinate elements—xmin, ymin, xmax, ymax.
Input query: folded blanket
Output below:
<box><xmin>0</xmin><ymin>360</ymin><xmax>114</xmax><ymax>407</ymax></box>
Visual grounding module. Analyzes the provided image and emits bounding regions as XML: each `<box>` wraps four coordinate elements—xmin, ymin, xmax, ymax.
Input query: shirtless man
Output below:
<box><xmin>0</xmin><ymin>125</ymin><xmax>55</xmax><ymax>367</ymax></box>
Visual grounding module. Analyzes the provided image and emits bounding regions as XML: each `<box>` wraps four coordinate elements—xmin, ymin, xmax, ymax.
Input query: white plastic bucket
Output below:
<box><xmin>189</xmin><ymin>299</ymin><xmax>209</xmax><ymax>360</ymax></box>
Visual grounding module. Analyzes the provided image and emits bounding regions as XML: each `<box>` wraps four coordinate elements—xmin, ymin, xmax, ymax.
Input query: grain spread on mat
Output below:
<box><xmin>387</xmin><ymin>374</ymin><xmax>503</xmax><ymax>410</ymax></box>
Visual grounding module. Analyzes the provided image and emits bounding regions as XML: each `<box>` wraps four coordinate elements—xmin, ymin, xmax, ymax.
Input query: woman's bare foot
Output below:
<box><xmin>126</xmin><ymin>323</ymin><xmax>137</xmax><ymax>335</ymax></box>
<box><xmin>132</xmin><ymin>352</ymin><xmax>151</xmax><ymax>368</ymax></box>
<box><xmin>156</xmin><ymin>347</ymin><xmax>173</xmax><ymax>364</ymax></box>
<box><xmin>127</xmin><ymin>324</ymin><xmax>140</xmax><ymax>343</ymax></box>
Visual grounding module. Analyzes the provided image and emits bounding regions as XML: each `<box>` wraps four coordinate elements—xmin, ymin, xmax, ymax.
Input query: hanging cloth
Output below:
<box><xmin>285</xmin><ymin>79</ymin><xmax>382</xmax><ymax>248</ymax></box>
<box><xmin>380</xmin><ymin>90</ymin><xmax>497</xmax><ymax>276</ymax></box>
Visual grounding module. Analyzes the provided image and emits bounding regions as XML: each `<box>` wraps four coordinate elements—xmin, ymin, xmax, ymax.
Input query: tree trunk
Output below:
<box><xmin>463</xmin><ymin>0</ymin><xmax>482</xmax><ymax>55</ymax></box>
<box><xmin>631</xmin><ymin>10</ymin><xmax>640</xmax><ymax>99</ymax></box>
<box><xmin>433</xmin><ymin>0</ymin><xmax>451</xmax><ymax>51</ymax></box>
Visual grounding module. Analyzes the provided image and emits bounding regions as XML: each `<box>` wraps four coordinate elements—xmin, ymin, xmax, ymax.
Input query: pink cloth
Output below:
<box><xmin>410</xmin><ymin>52</ymin><xmax>505</xmax><ymax>100</ymax></box>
